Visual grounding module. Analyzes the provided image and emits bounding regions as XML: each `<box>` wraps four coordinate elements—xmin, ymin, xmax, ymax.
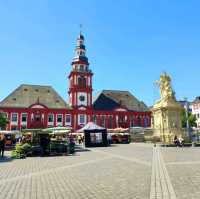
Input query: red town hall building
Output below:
<box><xmin>0</xmin><ymin>33</ymin><xmax>151</xmax><ymax>131</ymax></box>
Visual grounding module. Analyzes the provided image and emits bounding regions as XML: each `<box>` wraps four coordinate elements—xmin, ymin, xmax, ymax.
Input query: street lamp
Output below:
<box><xmin>184</xmin><ymin>98</ymin><xmax>190</xmax><ymax>139</ymax></box>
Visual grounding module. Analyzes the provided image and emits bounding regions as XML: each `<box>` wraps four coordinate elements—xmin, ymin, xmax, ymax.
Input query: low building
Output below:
<box><xmin>191</xmin><ymin>97</ymin><xmax>200</xmax><ymax>128</ymax></box>
<box><xmin>179</xmin><ymin>100</ymin><xmax>192</xmax><ymax>113</ymax></box>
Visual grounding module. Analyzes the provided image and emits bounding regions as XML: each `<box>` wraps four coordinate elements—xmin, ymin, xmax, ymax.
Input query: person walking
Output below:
<box><xmin>174</xmin><ymin>135</ymin><xmax>178</xmax><ymax>147</ymax></box>
<box><xmin>0</xmin><ymin>133</ymin><xmax>6</xmax><ymax>158</ymax></box>
<box><xmin>78</xmin><ymin>135</ymin><xmax>82</xmax><ymax>145</ymax></box>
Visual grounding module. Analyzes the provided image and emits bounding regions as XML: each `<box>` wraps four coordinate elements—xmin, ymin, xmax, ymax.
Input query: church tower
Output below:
<box><xmin>68</xmin><ymin>33</ymin><xmax>93</xmax><ymax>109</ymax></box>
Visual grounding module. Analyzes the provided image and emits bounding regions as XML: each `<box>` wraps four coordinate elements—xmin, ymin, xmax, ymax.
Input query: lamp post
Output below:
<box><xmin>184</xmin><ymin>98</ymin><xmax>190</xmax><ymax>139</ymax></box>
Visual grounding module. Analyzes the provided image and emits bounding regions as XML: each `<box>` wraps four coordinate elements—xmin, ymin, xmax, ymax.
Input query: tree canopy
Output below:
<box><xmin>0</xmin><ymin>112</ymin><xmax>8</xmax><ymax>130</ymax></box>
<box><xmin>181</xmin><ymin>109</ymin><xmax>197</xmax><ymax>128</ymax></box>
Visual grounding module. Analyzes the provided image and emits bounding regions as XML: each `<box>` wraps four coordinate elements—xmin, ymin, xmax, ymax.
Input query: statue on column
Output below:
<box><xmin>152</xmin><ymin>72</ymin><xmax>183</xmax><ymax>143</ymax></box>
<box><xmin>155</xmin><ymin>72</ymin><xmax>175</xmax><ymax>104</ymax></box>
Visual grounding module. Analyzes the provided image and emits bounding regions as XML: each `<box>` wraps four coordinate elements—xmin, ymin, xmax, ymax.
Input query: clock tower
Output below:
<box><xmin>68</xmin><ymin>33</ymin><xmax>93</xmax><ymax>109</ymax></box>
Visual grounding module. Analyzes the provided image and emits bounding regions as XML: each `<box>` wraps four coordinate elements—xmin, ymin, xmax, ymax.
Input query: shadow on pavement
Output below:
<box><xmin>75</xmin><ymin>145</ymin><xmax>91</xmax><ymax>152</ymax></box>
<box><xmin>0</xmin><ymin>156</ymin><xmax>13</xmax><ymax>163</ymax></box>
<box><xmin>108</xmin><ymin>144</ymin><xmax>119</xmax><ymax>147</ymax></box>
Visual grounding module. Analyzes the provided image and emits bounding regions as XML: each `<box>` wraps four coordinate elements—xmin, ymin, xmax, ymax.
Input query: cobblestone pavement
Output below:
<box><xmin>1</xmin><ymin>144</ymin><xmax>200</xmax><ymax>199</ymax></box>
<box><xmin>0</xmin><ymin>144</ymin><xmax>152</xmax><ymax>199</ymax></box>
<box><xmin>161</xmin><ymin>147</ymin><xmax>200</xmax><ymax>199</ymax></box>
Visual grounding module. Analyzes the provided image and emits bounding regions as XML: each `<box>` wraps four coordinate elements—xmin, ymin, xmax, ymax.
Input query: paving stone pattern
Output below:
<box><xmin>1</xmin><ymin>144</ymin><xmax>200</xmax><ymax>199</ymax></box>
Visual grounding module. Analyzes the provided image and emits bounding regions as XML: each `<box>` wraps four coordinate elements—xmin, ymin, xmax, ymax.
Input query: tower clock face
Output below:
<box><xmin>79</xmin><ymin>95</ymin><xmax>85</xmax><ymax>102</ymax></box>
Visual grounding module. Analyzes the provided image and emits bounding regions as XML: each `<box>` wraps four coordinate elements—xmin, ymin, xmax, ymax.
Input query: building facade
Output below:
<box><xmin>191</xmin><ymin>96</ymin><xmax>200</xmax><ymax>128</ymax></box>
<box><xmin>0</xmin><ymin>33</ymin><xmax>151</xmax><ymax>131</ymax></box>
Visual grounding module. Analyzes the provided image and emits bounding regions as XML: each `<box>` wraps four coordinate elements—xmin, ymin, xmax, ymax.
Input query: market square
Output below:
<box><xmin>1</xmin><ymin>144</ymin><xmax>200</xmax><ymax>199</ymax></box>
<box><xmin>1</xmin><ymin>1</ymin><xmax>200</xmax><ymax>199</ymax></box>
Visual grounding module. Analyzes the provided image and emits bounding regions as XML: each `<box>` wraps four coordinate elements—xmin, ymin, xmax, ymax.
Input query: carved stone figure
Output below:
<box><xmin>156</xmin><ymin>72</ymin><xmax>175</xmax><ymax>102</ymax></box>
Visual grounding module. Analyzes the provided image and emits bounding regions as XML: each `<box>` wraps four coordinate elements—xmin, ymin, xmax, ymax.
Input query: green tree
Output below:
<box><xmin>181</xmin><ymin>109</ymin><xmax>197</xmax><ymax>128</ymax></box>
<box><xmin>0</xmin><ymin>112</ymin><xmax>8</xmax><ymax>130</ymax></box>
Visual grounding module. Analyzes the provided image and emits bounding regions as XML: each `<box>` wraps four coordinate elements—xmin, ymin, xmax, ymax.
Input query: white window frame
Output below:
<box><xmin>56</xmin><ymin>114</ymin><xmax>63</xmax><ymax>126</ymax></box>
<box><xmin>48</xmin><ymin>114</ymin><xmax>54</xmax><ymax>124</ymax></box>
<box><xmin>11</xmin><ymin>113</ymin><xmax>18</xmax><ymax>124</ymax></box>
<box><xmin>21</xmin><ymin>113</ymin><xmax>28</xmax><ymax>124</ymax></box>
<box><xmin>79</xmin><ymin>114</ymin><xmax>86</xmax><ymax>125</ymax></box>
<box><xmin>65</xmin><ymin>114</ymin><xmax>71</xmax><ymax>125</ymax></box>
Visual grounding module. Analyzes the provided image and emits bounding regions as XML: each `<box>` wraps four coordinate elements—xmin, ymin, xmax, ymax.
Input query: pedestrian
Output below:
<box><xmin>81</xmin><ymin>135</ymin><xmax>84</xmax><ymax>144</ymax></box>
<box><xmin>174</xmin><ymin>135</ymin><xmax>178</xmax><ymax>147</ymax></box>
<box><xmin>78</xmin><ymin>135</ymin><xmax>82</xmax><ymax>144</ymax></box>
<box><xmin>107</xmin><ymin>133</ymin><xmax>112</xmax><ymax>145</ymax></box>
<box><xmin>40</xmin><ymin>135</ymin><xmax>49</xmax><ymax>156</ymax></box>
<box><xmin>0</xmin><ymin>133</ymin><xmax>6</xmax><ymax>158</ymax></box>
<box><xmin>69</xmin><ymin>136</ymin><xmax>75</xmax><ymax>154</ymax></box>
<box><xmin>178</xmin><ymin>137</ymin><xmax>184</xmax><ymax>147</ymax></box>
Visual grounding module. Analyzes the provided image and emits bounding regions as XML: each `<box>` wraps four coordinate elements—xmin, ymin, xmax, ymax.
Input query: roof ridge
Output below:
<box><xmin>21</xmin><ymin>84</ymin><xmax>52</xmax><ymax>87</ymax></box>
<box><xmin>102</xmin><ymin>89</ymin><xmax>130</xmax><ymax>93</ymax></box>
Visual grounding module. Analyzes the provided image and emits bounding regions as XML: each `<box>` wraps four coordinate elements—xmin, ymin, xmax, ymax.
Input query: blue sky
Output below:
<box><xmin>0</xmin><ymin>0</ymin><xmax>199</xmax><ymax>106</ymax></box>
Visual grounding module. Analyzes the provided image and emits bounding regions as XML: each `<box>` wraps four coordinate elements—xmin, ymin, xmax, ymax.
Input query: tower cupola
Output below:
<box><xmin>72</xmin><ymin>33</ymin><xmax>88</xmax><ymax>65</ymax></box>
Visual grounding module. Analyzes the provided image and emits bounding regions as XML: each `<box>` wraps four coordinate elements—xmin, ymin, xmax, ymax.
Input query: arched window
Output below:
<box><xmin>78</xmin><ymin>76</ymin><xmax>86</xmax><ymax>88</ymax></box>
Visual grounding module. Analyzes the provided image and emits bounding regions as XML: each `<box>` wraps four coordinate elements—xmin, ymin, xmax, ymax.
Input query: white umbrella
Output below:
<box><xmin>0</xmin><ymin>130</ymin><xmax>20</xmax><ymax>135</ymax></box>
<box><xmin>43</xmin><ymin>126</ymin><xmax>72</xmax><ymax>132</ymax></box>
<box><xmin>49</xmin><ymin>129</ymin><xmax>71</xmax><ymax>135</ymax></box>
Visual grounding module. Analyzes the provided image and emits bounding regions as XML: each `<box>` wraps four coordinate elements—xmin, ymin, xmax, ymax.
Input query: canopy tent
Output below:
<box><xmin>78</xmin><ymin>122</ymin><xmax>108</xmax><ymax>147</ymax></box>
<box><xmin>77</xmin><ymin>122</ymin><xmax>106</xmax><ymax>133</ymax></box>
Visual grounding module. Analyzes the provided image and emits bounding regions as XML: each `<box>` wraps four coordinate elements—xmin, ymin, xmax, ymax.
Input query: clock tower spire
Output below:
<box><xmin>68</xmin><ymin>33</ymin><xmax>93</xmax><ymax>109</ymax></box>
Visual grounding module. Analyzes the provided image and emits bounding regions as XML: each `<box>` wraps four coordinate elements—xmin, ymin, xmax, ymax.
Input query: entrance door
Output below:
<box><xmin>34</xmin><ymin>113</ymin><xmax>41</xmax><ymax>122</ymax></box>
<box><xmin>30</xmin><ymin>110</ymin><xmax>45</xmax><ymax>128</ymax></box>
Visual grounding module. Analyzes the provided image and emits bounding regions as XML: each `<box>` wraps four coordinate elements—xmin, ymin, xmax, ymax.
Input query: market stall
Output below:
<box><xmin>107</xmin><ymin>128</ymin><xmax>130</xmax><ymax>144</ymax></box>
<box><xmin>77</xmin><ymin>122</ymin><xmax>108</xmax><ymax>147</ymax></box>
<box><xmin>42</xmin><ymin>127</ymin><xmax>72</xmax><ymax>155</ymax></box>
<box><xmin>0</xmin><ymin>130</ymin><xmax>21</xmax><ymax>146</ymax></box>
<box><xmin>18</xmin><ymin>127</ymin><xmax>72</xmax><ymax>156</ymax></box>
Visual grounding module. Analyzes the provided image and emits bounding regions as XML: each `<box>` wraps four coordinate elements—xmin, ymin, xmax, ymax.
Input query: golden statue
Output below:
<box><xmin>151</xmin><ymin>72</ymin><xmax>184</xmax><ymax>144</ymax></box>
<box><xmin>156</xmin><ymin>72</ymin><xmax>175</xmax><ymax>103</ymax></box>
